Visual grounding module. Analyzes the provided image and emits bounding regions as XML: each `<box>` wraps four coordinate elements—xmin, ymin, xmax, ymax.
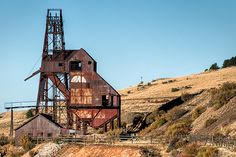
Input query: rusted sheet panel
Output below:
<box><xmin>73</xmin><ymin>109</ymin><xmax>118</xmax><ymax>128</ymax></box>
<box><xmin>42</xmin><ymin>61</ymin><xmax>66</xmax><ymax>72</ymax></box>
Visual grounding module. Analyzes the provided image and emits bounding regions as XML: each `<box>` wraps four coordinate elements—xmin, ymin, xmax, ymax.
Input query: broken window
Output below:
<box><xmin>70</xmin><ymin>61</ymin><xmax>82</xmax><ymax>71</ymax></box>
<box><xmin>58</xmin><ymin>62</ymin><xmax>63</xmax><ymax>67</ymax></box>
<box><xmin>111</xmin><ymin>96</ymin><xmax>114</xmax><ymax>106</ymax></box>
<box><xmin>102</xmin><ymin>95</ymin><xmax>108</xmax><ymax>106</ymax></box>
<box><xmin>93</xmin><ymin>61</ymin><xmax>97</xmax><ymax>72</ymax></box>
<box><xmin>47</xmin><ymin>133</ymin><xmax>52</xmax><ymax>137</ymax></box>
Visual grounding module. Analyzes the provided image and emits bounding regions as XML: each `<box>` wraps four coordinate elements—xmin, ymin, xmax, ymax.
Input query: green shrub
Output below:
<box><xmin>137</xmin><ymin>84</ymin><xmax>145</xmax><ymax>90</ymax></box>
<box><xmin>19</xmin><ymin>135</ymin><xmax>35</xmax><ymax>151</ymax></box>
<box><xmin>205</xmin><ymin>118</ymin><xmax>217</xmax><ymax>128</ymax></box>
<box><xmin>156</xmin><ymin>118</ymin><xmax>167</xmax><ymax>127</ymax></box>
<box><xmin>139</xmin><ymin>117</ymin><xmax>167</xmax><ymax>136</ymax></box>
<box><xmin>210</xmin><ymin>82</ymin><xmax>236</xmax><ymax>110</ymax></box>
<box><xmin>0</xmin><ymin>134</ymin><xmax>9</xmax><ymax>146</ymax></box>
<box><xmin>151</xmin><ymin>117</ymin><xmax>167</xmax><ymax>129</ymax></box>
<box><xmin>209</xmin><ymin>63</ymin><xmax>219</xmax><ymax>70</ymax></box>
<box><xmin>171</xmin><ymin>88</ymin><xmax>180</xmax><ymax>92</ymax></box>
<box><xmin>196</xmin><ymin>147</ymin><xmax>218</xmax><ymax>157</ymax></box>
<box><xmin>166</xmin><ymin>121</ymin><xmax>191</xmax><ymax>137</ymax></box>
<box><xmin>181</xmin><ymin>92</ymin><xmax>192</xmax><ymax>102</ymax></box>
<box><xmin>165</xmin><ymin>107</ymin><xmax>188</xmax><ymax>122</ymax></box>
<box><xmin>191</xmin><ymin>106</ymin><xmax>206</xmax><ymax>120</ymax></box>
<box><xmin>146</xmin><ymin>110</ymin><xmax>165</xmax><ymax>125</ymax></box>
<box><xmin>222</xmin><ymin>56</ymin><xmax>236</xmax><ymax>68</ymax></box>
<box><xmin>26</xmin><ymin>109</ymin><xmax>34</xmax><ymax>119</ymax></box>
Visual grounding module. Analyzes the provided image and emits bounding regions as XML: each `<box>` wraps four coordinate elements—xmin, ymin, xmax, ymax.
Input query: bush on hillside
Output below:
<box><xmin>146</xmin><ymin>110</ymin><xmax>165</xmax><ymax>125</ymax></box>
<box><xmin>26</xmin><ymin>109</ymin><xmax>34</xmax><ymax>119</ymax></box>
<box><xmin>209</xmin><ymin>63</ymin><xmax>219</xmax><ymax>70</ymax></box>
<box><xmin>222</xmin><ymin>56</ymin><xmax>236</xmax><ymax>68</ymax></box>
<box><xmin>139</xmin><ymin>117</ymin><xmax>167</xmax><ymax>136</ymax></box>
<box><xmin>150</xmin><ymin>117</ymin><xmax>167</xmax><ymax>130</ymax></box>
<box><xmin>165</xmin><ymin>107</ymin><xmax>188</xmax><ymax>122</ymax></box>
<box><xmin>127</xmin><ymin>90</ymin><xmax>131</xmax><ymax>94</ymax></box>
<box><xmin>196</xmin><ymin>147</ymin><xmax>218</xmax><ymax>157</ymax></box>
<box><xmin>182</xmin><ymin>143</ymin><xmax>200</xmax><ymax>157</ymax></box>
<box><xmin>171</xmin><ymin>88</ymin><xmax>180</xmax><ymax>92</ymax></box>
<box><xmin>205</xmin><ymin>118</ymin><xmax>217</xmax><ymax>128</ymax></box>
<box><xmin>210</xmin><ymin>82</ymin><xmax>236</xmax><ymax>110</ymax></box>
<box><xmin>166</xmin><ymin>119</ymin><xmax>191</xmax><ymax>137</ymax></box>
<box><xmin>191</xmin><ymin>106</ymin><xmax>206</xmax><ymax>121</ymax></box>
<box><xmin>182</xmin><ymin>144</ymin><xmax>218</xmax><ymax>157</ymax></box>
<box><xmin>0</xmin><ymin>134</ymin><xmax>9</xmax><ymax>146</ymax></box>
<box><xmin>181</xmin><ymin>92</ymin><xmax>193</xmax><ymax>102</ymax></box>
<box><xmin>19</xmin><ymin>135</ymin><xmax>35</xmax><ymax>151</ymax></box>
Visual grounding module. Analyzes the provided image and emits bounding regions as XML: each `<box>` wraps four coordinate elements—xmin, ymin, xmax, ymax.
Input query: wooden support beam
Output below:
<box><xmin>10</xmin><ymin>109</ymin><xmax>13</xmax><ymax>137</ymax></box>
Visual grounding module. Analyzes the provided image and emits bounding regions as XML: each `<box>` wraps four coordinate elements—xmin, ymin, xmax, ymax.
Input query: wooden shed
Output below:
<box><xmin>15</xmin><ymin>113</ymin><xmax>63</xmax><ymax>145</ymax></box>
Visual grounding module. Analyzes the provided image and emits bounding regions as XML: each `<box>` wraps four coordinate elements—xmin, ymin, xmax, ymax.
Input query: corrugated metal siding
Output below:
<box><xmin>15</xmin><ymin>115</ymin><xmax>61</xmax><ymax>145</ymax></box>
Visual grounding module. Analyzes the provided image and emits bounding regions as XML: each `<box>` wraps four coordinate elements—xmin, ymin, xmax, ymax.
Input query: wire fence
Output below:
<box><xmin>31</xmin><ymin>134</ymin><xmax>236</xmax><ymax>150</ymax></box>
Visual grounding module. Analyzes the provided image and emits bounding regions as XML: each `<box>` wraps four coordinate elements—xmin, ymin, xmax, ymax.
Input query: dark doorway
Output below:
<box><xmin>102</xmin><ymin>95</ymin><xmax>108</xmax><ymax>106</ymax></box>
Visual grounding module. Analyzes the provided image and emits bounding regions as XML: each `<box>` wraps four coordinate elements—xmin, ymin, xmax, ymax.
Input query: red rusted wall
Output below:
<box><xmin>39</xmin><ymin>48</ymin><xmax>120</xmax><ymax>130</ymax></box>
<box><xmin>73</xmin><ymin>109</ymin><xmax>118</xmax><ymax>128</ymax></box>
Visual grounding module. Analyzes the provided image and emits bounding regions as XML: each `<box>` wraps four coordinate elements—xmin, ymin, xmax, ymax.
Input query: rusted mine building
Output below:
<box><xmin>15</xmin><ymin>113</ymin><xmax>66</xmax><ymax>145</ymax></box>
<box><xmin>25</xmin><ymin>9</ymin><xmax>121</xmax><ymax>135</ymax></box>
<box><xmin>38</xmin><ymin>48</ymin><xmax>121</xmax><ymax>132</ymax></box>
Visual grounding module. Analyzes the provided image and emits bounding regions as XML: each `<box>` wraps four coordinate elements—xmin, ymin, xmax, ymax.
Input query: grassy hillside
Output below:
<box><xmin>120</xmin><ymin>67</ymin><xmax>236</xmax><ymax>123</ymax></box>
<box><xmin>0</xmin><ymin>110</ymin><xmax>27</xmax><ymax>135</ymax></box>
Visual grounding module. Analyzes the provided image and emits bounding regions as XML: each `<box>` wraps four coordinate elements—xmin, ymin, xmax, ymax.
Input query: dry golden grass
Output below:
<box><xmin>0</xmin><ymin>110</ymin><xmax>27</xmax><ymax>135</ymax></box>
<box><xmin>120</xmin><ymin>67</ymin><xmax>236</xmax><ymax>113</ymax></box>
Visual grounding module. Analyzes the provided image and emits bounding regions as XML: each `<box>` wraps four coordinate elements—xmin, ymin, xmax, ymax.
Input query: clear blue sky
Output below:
<box><xmin>0</xmin><ymin>0</ymin><xmax>236</xmax><ymax>112</ymax></box>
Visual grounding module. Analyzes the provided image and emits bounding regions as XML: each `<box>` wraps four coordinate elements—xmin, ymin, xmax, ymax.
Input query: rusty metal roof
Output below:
<box><xmin>15</xmin><ymin>113</ymin><xmax>63</xmax><ymax>130</ymax></box>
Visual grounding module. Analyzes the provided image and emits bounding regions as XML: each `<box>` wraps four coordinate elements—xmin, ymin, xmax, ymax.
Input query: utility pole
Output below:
<box><xmin>10</xmin><ymin>108</ymin><xmax>13</xmax><ymax>137</ymax></box>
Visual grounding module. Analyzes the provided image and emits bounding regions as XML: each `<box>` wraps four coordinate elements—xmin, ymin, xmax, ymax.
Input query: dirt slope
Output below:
<box><xmin>192</xmin><ymin>96</ymin><xmax>236</xmax><ymax>136</ymax></box>
<box><xmin>56</xmin><ymin>145</ymin><xmax>144</xmax><ymax>157</ymax></box>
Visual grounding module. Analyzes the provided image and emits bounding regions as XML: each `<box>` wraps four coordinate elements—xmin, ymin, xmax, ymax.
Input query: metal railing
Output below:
<box><xmin>31</xmin><ymin>134</ymin><xmax>236</xmax><ymax>149</ymax></box>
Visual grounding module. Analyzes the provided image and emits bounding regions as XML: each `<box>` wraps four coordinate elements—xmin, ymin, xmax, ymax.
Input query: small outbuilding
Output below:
<box><xmin>15</xmin><ymin>113</ymin><xmax>64</xmax><ymax>145</ymax></box>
